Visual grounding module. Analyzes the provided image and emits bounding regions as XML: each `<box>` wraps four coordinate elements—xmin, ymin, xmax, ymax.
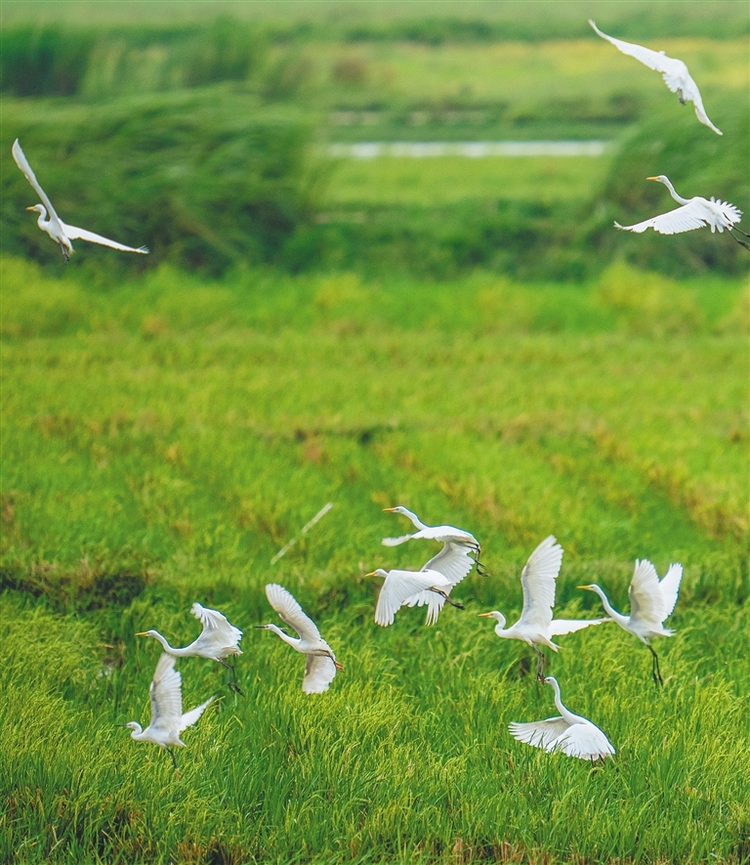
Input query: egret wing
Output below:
<box><xmin>265</xmin><ymin>583</ymin><xmax>321</xmax><ymax>641</ymax></box>
<box><xmin>302</xmin><ymin>654</ymin><xmax>337</xmax><ymax>694</ymax></box>
<box><xmin>615</xmin><ymin>201</ymin><xmax>712</xmax><ymax>235</ymax></box>
<box><xmin>421</xmin><ymin>542</ymin><xmax>474</xmax><ymax>587</ymax></box>
<box><xmin>589</xmin><ymin>20</ymin><xmax>671</xmax><ymax>72</ymax></box>
<box><xmin>549</xmin><ymin>617</ymin><xmax>610</xmax><ymax>636</ymax></box>
<box><xmin>149</xmin><ymin>653</ymin><xmax>183</xmax><ymax>729</ymax></box>
<box><xmin>508</xmin><ymin>717</ymin><xmax>570</xmax><ymax>751</ymax></box>
<box><xmin>375</xmin><ymin>570</ymin><xmax>438</xmax><ymax>626</ymax></box>
<box><xmin>554</xmin><ymin>721</ymin><xmax>615</xmax><ymax>760</ymax></box>
<box><xmin>191</xmin><ymin>603</ymin><xmax>243</xmax><ymax>649</ymax></box>
<box><xmin>60</xmin><ymin>221</ymin><xmax>149</xmax><ymax>254</ymax></box>
<box><xmin>382</xmin><ymin>533</ymin><xmax>415</xmax><ymax>547</ymax></box>
<box><xmin>518</xmin><ymin>535</ymin><xmax>563</xmax><ymax>630</ymax></box>
<box><xmin>658</xmin><ymin>563</ymin><xmax>683</xmax><ymax>619</ymax></box>
<box><xmin>628</xmin><ymin>559</ymin><xmax>667</xmax><ymax>625</ymax></box>
<box><xmin>12</xmin><ymin>139</ymin><xmax>64</xmax><ymax>229</ymax></box>
<box><xmin>179</xmin><ymin>696</ymin><xmax>215</xmax><ymax>731</ymax></box>
<box><xmin>689</xmin><ymin>89</ymin><xmax>722</xmax><ymax>135</ymax></box>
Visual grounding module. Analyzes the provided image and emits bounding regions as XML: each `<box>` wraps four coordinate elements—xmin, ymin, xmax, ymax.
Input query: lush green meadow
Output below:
<box><xmin>2</xmin><ymin>255</ymin><xmax>749</xmax><ymax>864</ymax></box>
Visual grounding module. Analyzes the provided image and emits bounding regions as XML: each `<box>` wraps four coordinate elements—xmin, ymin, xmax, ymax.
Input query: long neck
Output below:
<box><xmin>150</xmin><ymin>631</ymin><xmax>192</xmax><ymax>656</ymax></box>
<box><xmin>589</xmin><ymin>585</ymin><xmax>628</xmax><ymax>627</ymax></box>
<box><xmin>129</xmin><ymin>723</ymin><xmax>144</xmax><ymax>738</ymax></box>
<box><xmin>547</xmin><ymin>678</ymin><xmax>576</xmax><ymax>723</ymax></box>
<box><xmin>36</xmin><ymin>207</ymin><xmax>49</xmax><ymax>229</ymax></box>
<box><xmin>267</xmin><ymin>624</ymin><xmax>301</xmax><ymax>650</ymax></box>
<box><xmin>660</xmin><ymin>177</ymin><xmax>690</xmax><ymax>205</ymax></box>
<box><xmin>403</xmin><ymin>509</ymin><xmax>427</xmax><ymax>530</ymax></box>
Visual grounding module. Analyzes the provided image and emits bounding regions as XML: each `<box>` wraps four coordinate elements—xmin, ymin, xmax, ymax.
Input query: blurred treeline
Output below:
<box><xmin>1</xmin><ymin>11</ymin><xmax>748</xmax><ymax>280</ymax></box>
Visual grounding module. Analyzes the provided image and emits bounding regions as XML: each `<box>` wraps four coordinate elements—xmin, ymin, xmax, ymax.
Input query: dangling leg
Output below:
<box><xmin>648</xmin><ymin>645</ymin><xmax>663</xmax><ymax>686</ymax></box>
<box><xmin>166</xmin><ymin>747</ymin><xmax>180</xmax><ymax>774</ymax></box>
<box><xmin>729</xmin><ymin>229</ymin><xmax>750</xmax><ymax>249</ymax></box>
<box><xmin>219</xmin><ymin>659</ymin><xmax>244</xmax><ymax>696</ymax></box>
<box><xmin>534</xmin><ymin>646</ymin><xmax>546</xmax><ymax>682</ymax></box>
<box><xmin>431</xmin><ymin>588</ymin><xmax>465</xmax><ymax>611</ymax></box>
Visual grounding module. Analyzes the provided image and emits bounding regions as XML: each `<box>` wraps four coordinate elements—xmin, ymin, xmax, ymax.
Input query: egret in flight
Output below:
<box><xmin>589</xmin><ymin>20</ymin><xmax>722</xmax><ymax>135</ymax></box>
<box><xmin>579</xmin><ymin>559</ymin><xmax>682</xmax><ymax>686</ymax></box>
<box><xmin>137</xmin><ymin>603</ymin><xmax>243</xmax><ymax>694</ymax></box>
<box><xmin>509</xmin><ymin>676</ymin><xmax>615</xmax><ymax>762</ymax></box>
<box><xmin>12</xmin><ymin>139</ymin><xmax>149</xmax><ymax>261</ymax></box>
<box><xmin>382</xmin><ymin>505</ymin><xmax>487</xmax><ymax>573</ymax></box>
<box><xmin>120</xmin><ymin>653</ymin><xmax>214</xmax><ymax>772</ymax></box>
<box><xmin>615</xmin><ymin>176</ymin><xmax>748</xmax><ymax>248</ymax></box>
<box><xmin>478</xmin><ymin>536</ymin><xmax>609</xmax><ymax>680</ymax></box>
<box><xmin>368</xmin><ymin>541</ymin><xmax>474</xmax><ymax>626</ymax></box>
<box><xmin>257</xmin><ymin>583</ymin><xmax>343</xmax><ymax>694</ymax></box>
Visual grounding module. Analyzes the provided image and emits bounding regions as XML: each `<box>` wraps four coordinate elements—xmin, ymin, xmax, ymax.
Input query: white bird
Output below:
<box><xmin>615</xmin><ymin>176</ymin><xmax>748</xmax><ymax>248</ymax></box>
<box><xmin>137</xmin><ymin>603</ymin><xmax>243</xmax><ymax>694</ymax></box>
<box><xmin>382</xmin><ymin>505</ymin><xmax>486</xmax><ymax>573</ymax></box>
<box><xmin>478</xmin><ymin>536</ymin><xmax>610</xmax><ymax>680</ymax></box>
<box><xmin>579</xmin><ymin>559</ymin><xmax>683</xmax><ymax>685</ymax></box>
<box><xmin>12</xmin><ymin>139</ymin><xmax>149</xmax><ymax>261</ymax></box>
<box><xmin>589</xmin><ymin>20</ymin><xmax>722</xmax><ymax>135</ymax></box>
<box><xmin>368</xmin><ymin>541</ymin><xmax>474</xmax><ymax>626</ymax></box>
<box><xmin>257</xmin><ymin>583</ymin><xmax>343</xmax><ymax>694</ymax></box>
<box><xmin>509</xmin><ymin>676</ymin><xmax>615</xmax><ymax>762</ymax></box>
<box><xmin>120</xmin><ymin>653</ymin><xmax>214</xmax><ymax>772</ymax></box>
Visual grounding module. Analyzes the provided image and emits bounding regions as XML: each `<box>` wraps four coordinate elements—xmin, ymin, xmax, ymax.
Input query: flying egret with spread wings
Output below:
<box><xmin>382</xmin><ymin>505</ymin><xmax>487</xmax><ymax>573</ymax></box>
<box><xmin>12</xmin><ymin>139</ymin><xmax>149</xmax><ymax>261</ymax></box>
<box><xmin>137</xmin><ymin>603</ymin><xmax>243</xmax><ymax>694</ymax></box>
<box><xmin>120</xmin><ymin>653</ymin><xmax>214</xmax><ymax>772</ymax></box>
<box><xmin>509</xmin><ymin>676</ymin><xmax>615</xmax><ymax>762</ymax></box>
<box><xmin>579</xmin><ymin>559</ymin><xmax>682</xmax><ymax>685</ymax></box>
<box><xmin>368</xmin><ymin>541</ymin><xmax>473</xmax><ymax>626</ymax></box>
<box><xmin>615</xmin><ymin>176</ymin><xmax>748</xmax><ymax>248</ymax></box>
<box><xmin>257</xmin><ymin>583</ymin><xmax>343</xmax><ymax>694</ymax></box>
<box><xmin>589</xmin><ymin>20</ymin><xmax>722</xmax><ymax>135</ymax></box>
<box><xmin>478</xmin><ymin>536</ymin><xmax>609</xmax><ymax>680</ymax></box>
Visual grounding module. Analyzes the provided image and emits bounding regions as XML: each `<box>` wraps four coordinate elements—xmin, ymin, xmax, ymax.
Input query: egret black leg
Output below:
<box><xmin>729</xmin><ymin>230</ymin><xmax>750</xmax><ymax>250</ymax></box>
<box><xmin>219</xmin><ymin>659</ymin><xmax>244</xmax><ymax>696</ymax></box>
<box><xmin>648</xmin><ymin>645</ymin><xmax>663</xmax><ymax>686</ymax></box>
<box><xmin>433</xmin><ymin>589</ymin><xmax>465</xmax><ymax>611</ymax></box>
<box><xmin>534</xmin><ymin>646</ymin><xmax>546</xmax><ymax>682</ymax></box>
<box><xmin>166</xmin><ymin>747</ymin><xmax>179</xmax><ymax>772</ymax></box>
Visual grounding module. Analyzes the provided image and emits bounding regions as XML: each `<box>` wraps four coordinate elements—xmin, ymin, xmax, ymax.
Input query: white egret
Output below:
<box><xmin>120</xmin><ymin>653</ymin><xmax>214</xmax><ymax>772</ymax></box>
<box><xmin>137</xmin><ymin>603</ymin><xmax>243</xmax><ymax>694</ymax></box>
<box><xmin>12</xmin><ymin>139</ymin><xmax>149</xmax><ymax>261</ymax></box>
<box><xmin>382</xmin><ymin>505</ymin><xmax>487</xmax><ymax>573</ymax></box>
<box><xmin>588</xmin><ymin>20</ymin><xmax>722</xmax><ymax>135</ymax></box>
<box><xmin>509</xmin><ymin>676</ymin><xmax>615</xmax><ymax>762</ymax></box>
<box><xmin>615</xmin><ymin>176</ymin><xmax>748</xmax><ymax>248</ymax></box>
<box><xmin>579</xmin><ymin>559</ymin><xmax>682</xmax><ymax>685</ymax></box>
<box><xmin>478</xmin><ymin>536</ymin><xmax>609</xmax><ymax>680</ymax></box>
<box><xmin>368</xmin><ymin>542</ymin><xmax>474</xmax><ymax>626</ymax></box>
<box><xmin>257</xmin><ymin>583</ymin><xmax>343</xmax><ymax>694</ymax></box>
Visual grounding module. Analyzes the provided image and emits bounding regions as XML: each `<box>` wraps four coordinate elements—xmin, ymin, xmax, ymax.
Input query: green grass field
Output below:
<box><xmin>2</xmin><ymin>256</ymin><xmax>748</xmax><ymax>863</ymax></box>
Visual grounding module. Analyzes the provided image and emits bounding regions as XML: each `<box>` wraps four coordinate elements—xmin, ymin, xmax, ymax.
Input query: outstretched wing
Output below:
<box><xmin>518</xmin><ymin>535</ymin><xmax>563</xmax><ymax>630</ymax></box>
<box><xmin>149</xmin><ymin>653</ymin><xmax>183</xmax><ymax>729</ymax></box>
<box><xmin>615</xmin><ymin>200</ymin><xmax>712</xmax><ymax>235</ymax></box>
<box><xmin>508</xmin><ymin>716</ymin><xmax>569</xmax><ymax>751</ymax></box>
<box><xmin>60</xmin><ymin>221</ymin><xmax>149</xmax><ymax>254</ymax></box>
<box><xmin>265</xmin><ymin>583</ymin><xmax>321</xmax><ymax>641</ymax></box>
<box><xmin>191</xmin><ymin>603</ymin><xmax>242</xmax><ymax>651</ymax></box>
<box><xmin>381</xmin><ymin>533</ymin><xmax>416</xmax><ymax>547</ymax></box>
<box><xmin>375</xmin><ymin>570</ymin><xmax>437</xmax><ymax>627</ymax></box>
<box><xmin>658</xmin><ymin>563</ymin><xmax>683</xmax><ymax>620</ymax></box>
<box><xmin>554</xmin><ymin>722</ymin><xmax>615</xmax><ymax>760</ymax></box>
<box><xmin>12</xmin><ymin>139</ymin><xmax>64</xmax><ymax>229</ymax></box>
<box><xmin>628</xmin><ymin>559</ymin><xmax>667</xmax><ymax>625</ymax></box>
<box><xmin>421</xmin><ymin>542</ymin><xmax>474</xmax><ymax>587</ymax></box>
<box><xmin>303</xmin><ymin>655</ymin><xmax>337</xmax><ymax>694</ymax></box>
<box><xmin>689</xmin><ymin>88</ymin><xmax>722</xmax><ymax>135</ymax></box>
<box><xmin>180</xmin><ymin>696</ymin><xmax>215</xmax><ymax>731</ymax></box>
<box><xmin>549</xmin><ymin>617</ymin><xmax>610</xmax><ymax>636</ymax></box>
<box><xmin>589</xmin><ymin>20</ymin><xmax>672</xmax><ymax>72</ymax></box>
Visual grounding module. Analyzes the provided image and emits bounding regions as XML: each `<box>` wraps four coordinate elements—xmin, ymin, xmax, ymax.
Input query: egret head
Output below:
<box><xmin>478</xmin><ymin>611</ymin><xmax>506</xmax><ymax>628</ymax></box>
<box><xmin>542</xmin><ymin>676</ymin><xmax>557</xmax><ymax>688</ymax></box>
<box><xmin>365</xmin><ymin>569</ymin><xmax>388</xmax><ymax>579</ymax></box>
<box><xmin>120</xmin><ymin>721</ymin><xmax>142</xmax><ymax>733</ymax></box>
<box><xmin>576</xmin><ymin>584</ymin><xmax>599</xmax><ymax>593</ymax></box>
<box><xmin>26</xmin><ymin>204</ymin><xmax>45</xmax><ymax>215</ymax></box>
<box><xmin>135</xmin><ymin>629</ymin><xmax>159</xmax><ymax>639</ymax></box>
<box><xmin>383</xmin><ymin>506</ymin><xmax>410</xmax><ymax>516</ymax></box>
<box><xmin>646</xmin><ymin>175</ymin><xmax>668</xmax><ymax>185</ymax></box>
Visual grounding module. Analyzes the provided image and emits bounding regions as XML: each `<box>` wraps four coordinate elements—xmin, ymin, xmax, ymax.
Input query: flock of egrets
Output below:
<box><xmin>11</xmin><ymin>21</ymin><xmax>734</xmax><ymax>771</ymax></box>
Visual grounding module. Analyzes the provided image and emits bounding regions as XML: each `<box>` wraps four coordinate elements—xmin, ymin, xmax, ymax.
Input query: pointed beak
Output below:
<box><xmin>477</xmin><ymin>612</ymin><xmax>492</xmax><ymax>618</ymax></box>
<box><xmin>382</xmin><ymin>508</ymin><xmax>396</xmax><ymax>512</ymax></box>
<box><xmin>334</xmin><ymin>661</ymin><xmax>344</xmax><ymax>671</ymax></box>
<box><xmin>26</xmin><ymin>206</ymin><xmax>36</xmax><ymax>211</ymax></box>
<box><xmin>577</xmin><ymin>585</ymin><xmax>592</xmax><ymax>591</ymax></box>
<box><xmin>253</xmin><ymin>624</ymin><xmax>267</xmax><ymax>629</ymax></box>
<box><xmin>135</xmin><ymin>632</ymin><xmax>149</xmax><ymax>637</ymax></box>
<box><xmin>646</xmin><ymin>176</ymin><xmax>659</xmax><ymax>182</ymax></box>
<box><xmin>365</xmin><ymin>571</ymin><xmax>378</xmax><ymax>578</ymax></box>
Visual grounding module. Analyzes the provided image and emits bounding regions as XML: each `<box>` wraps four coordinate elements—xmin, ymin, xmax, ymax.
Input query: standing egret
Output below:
<box><xmin>137</xmin><ymin>603</ymin><xmax>243</xmax><ymax>694</ymax></box>
<box><xmin>588</xmin><ymin>20</ymin><xmax>722</xmax><ymax>135</ymax></box>
<box><xmin>615</xmin><ymin>176</ymin><xmax>748</xmax><ymax>248</ymax></box>
<box><xmin>12</xmin><ymin>139</ymin><xmax>149</xmax><ymax>261</ymax></box>
<box><xmin>368</xmin><ymin>542</ymin><xmax>473</xmax><ymax>626</ymax></box>
<box><xmin>579</xmin><ymin>559</ymin><xmax>682</xmax><ymax>685</ymax></box>
<box><xmin>120</xmin><ymin>653</ymin><xmax>214</xmax><ymax>772</ymax></box>
<box><xmin>257</xmin><ymin>583</ymin><xmax>343</xmax><ymax>694</ymax></box>
<box><xmin>478</xmin><ymin>536</ymin><xmax>609</xmax><ymax>680</ymax></box>
<box><xmin>509</xmin><ymin>676</ymin><xmax>615</xmax><ymax>762</ymax></box>
<box><xmin>382</xmin><ymin>505</ymin><xmax>487</xmax><ymax>573</ymax></box>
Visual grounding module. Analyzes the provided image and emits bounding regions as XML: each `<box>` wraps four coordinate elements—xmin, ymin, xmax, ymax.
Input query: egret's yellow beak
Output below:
<box><xmin>477</xmin><ymin>612</ymin><xmax>492</xmax><ymax>618</ymax></box>
<box><xmin>577</xmin><ymin>585</ymin><xmax>592</xmax><ymax>591</ymax></box>
<box><xmin>646</xmin><ymin>176</ymin><xmax>659</xmax><ymax>182</ymax></box>
<box><xmin>365</xmin><ymin>571</ymin><xmax>378</xmax><ymax>577</ymax></box>
<box><xmin>382</xmin><ymin>507</ymin><xmax>396</xmax><ymax>512</ymax></box>
<box><xmin>26</xmin><ymin>205</ymin><xmax>36</xmax><ymax>211</ymax></box>
<box><xmin>135</xmin><ymin>631</ymin><xmax>149</xmax><ymax>637</ymax></box>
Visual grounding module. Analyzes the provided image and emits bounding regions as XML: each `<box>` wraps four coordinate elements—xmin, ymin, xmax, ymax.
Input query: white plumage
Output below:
<box><xmin>382</xmin><ymin>506</ymin><xmax>481</xmax><ymax>555</ymax></box>
<box><xmin>579</xmin><ymin>559</ymin><xmax>682</xmax><ymax>685</ymax></box>
<box><xmin>479</xmin><ymin>536</ymin><xmax>609</xmax><ymax>679</ymax></box>
<box><xmin>12</xmin><ymin>138</ymin><xmax>149</xmax><ymax>261</ymax></box>
<box><xmin>509</xmin><ymin>676</ymin><xmax>615</xmax><ymax>762</ymax></box>
<box><xmin>258</xmin><ymin>583</ymin><xmax>342</xmax><ymax>694</ymax></box>
<box><xmin>589</xmin><ymin>20</ymin><xmax>722</xmax><ymax>135</ymax></box>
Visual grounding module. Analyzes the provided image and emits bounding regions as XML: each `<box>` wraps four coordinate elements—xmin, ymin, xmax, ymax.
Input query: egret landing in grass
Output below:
<box><xmin>257</xmin><ymin>583</ymin><xmax>343</xmax><ymax>694</ymax></box>
<box><xmin>120</xmin><ymin>653</ymin><xmax>214</xmax><ymax>774</ymax></box>
<box><xmin>589</xmin><ymin>20</ymin><xmax>722</xmax><ymax>135</ymax></box>
<box><xmin>479</xmin><ymin>535</ymin><xmax>610</xmax><ymax>680</ymax></box>
<box><xmin>579</xmin><ymin>559</ymin><xmax>683</xmax><ymax>686</ymax></box>
<box><xmin>382</xmin><ymin>505</ymin><xmax>488</xmax><ymax>574</ymax></box>
<box><xmin>615</xmin><ymin>176</ymin><xmax>749</xmax><ymax>249</ymax></box>
<box><xmin>12</xmin><ymin>138</ymin><xmax>149</xmax><ymax>261</ymax></box>
<box><xmin>509</xmin><ymin>676</ymin><xmax>615</xmax><ymax>763</ymax></box>
<box><xmin>137</xmin><ymin>603</ymin><xmax>244</xmax><ymax>695</ymax></box>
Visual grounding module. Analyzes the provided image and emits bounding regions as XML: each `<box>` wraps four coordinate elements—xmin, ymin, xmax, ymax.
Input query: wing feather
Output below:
<box><xmin>589</xmin><ymin>20</ymin><xmax>670</xmax><ymax>72</ymax></box>
<box><xmin>554</xmin><ymin>722</ymin><xmax>615</xmax><ymax>760</ymax></box>
<box><xmin>265</xmin><ymin>583</ymin><xmax>321</xmax><ymax>641</ymax></box>
<box><xmin>303</xmin><ymin>655</ymin><xmax>337</xmax><ymax>694</ymax></box>
<box><xmin>420</xmin><ymin>542</ymin><xmax>474</xmax><ymax>587</ymax></box>
<box><xmin>375</xmin><ymin>570</ymin><xmax>440</xmax><ymax>626</ymax></box>
<box><xmin>508</xmin><ymin>717</ymin><xmax>570</xmax><ymax>751</ymax></box>
<box><xmin>61</xmin><ymin>221</ymin><xmax>149</xmax><ymax>253</ymax></box>
<box><xmin>149</xmin><ymin>653</ymin><xmax>183</xmax><ymax>729</ymax></box>
<box><xmin>628</xmin><ymin>559</ymin><xmax>666</xmax><ymax>625</ymax></box>
<box><xmin>191</xmin><ymin>603</ymin><xmax>242</xmax><ymax>650</ymax></box>
<box><xmin>518</xmin><ymin>536</ymin><xmax>563</xmax><ymax>630</ymax></box>
<box><xmin>12</xmin><ymin>139</ymin><xmax>64</xmax><ymax>230</ymax></box>
<box><xmin>616</xmin><ymin>201</ymin><xmax>711</xmax><ymax>235</ymax></box>
<box><xmin>381</xmin><ymin>533</ymin><xmax>416</xmax><ymax>547</ymax></box>
<box><xmin>179</xmin><ymin>696</ymin><xmax>215</xmax><ymax>731</ymax></box>
<box><xmin>658</xmin><ymin>563</ymin><xmax>682</xmax><ymax>619</ymax></box>
<box><xmin>549</xmin><ymin>617</ymin><xmax>610</xmax><ymax>636</ymax></box>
